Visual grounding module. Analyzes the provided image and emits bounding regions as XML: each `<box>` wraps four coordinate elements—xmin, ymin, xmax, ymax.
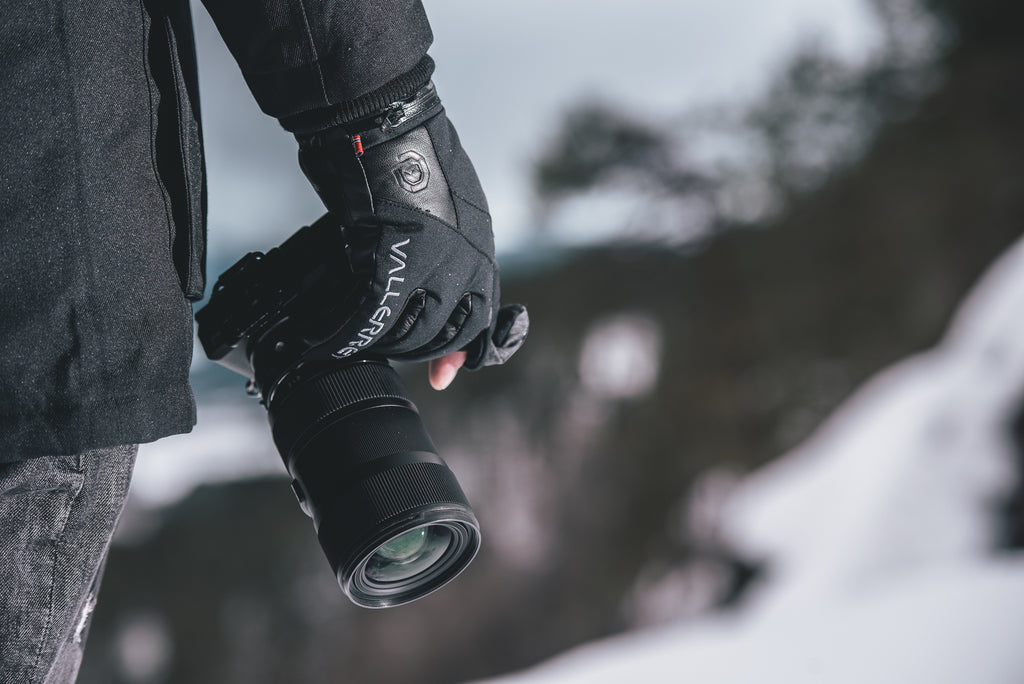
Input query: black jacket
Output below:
<box><xmin>0</xmin><ymin>0</ymin><xmax>433</xmax><ymax>459</ymax></box>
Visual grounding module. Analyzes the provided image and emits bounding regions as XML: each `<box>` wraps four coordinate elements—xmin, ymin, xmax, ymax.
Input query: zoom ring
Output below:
<box><xmin>270</xmin><ymin>360</ymin><xmax>412</xmax><ymax>458</ymax></box>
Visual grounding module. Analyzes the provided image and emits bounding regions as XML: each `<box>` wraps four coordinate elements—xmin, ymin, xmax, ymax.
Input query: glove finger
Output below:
<box><xmin>464</xmin><ymin>303</ymin><xmax>529</xmax><ymax>370</ymax></box>
<box><xmin>378</xmin><ymin>256</ymin><xmax>493</xmax><ymax>358</ymax></box>
<box><xmin>388</xmin><ymin>293</ymin><xmax>474</xmax><ymax>361</ymax></box>
<box><xmin>322</xmin><ymin>230</ymin><xmax>432</xmax><ymax>357</ymax></box>
<box><xmin>383</xmin><ymin>289</ymin><xmax>487</xmax><ymax>360</ymax></box>
<box><xmin>373</xmin><ymin>288</ymin><xmax>444</xmax><ymax>356</ymax></box>
<box><xmin>377</xmin><ymin>289</ymin><xmax>427</xmax><ymax>347</ymax></box>
<box><xmin>301</xmin><ymin>283</ymin><xmax>383</xmax><ymax>360</ymax></box>
<box><xmin>424</xmin><ymin>292</ymin><xmax>473</xmax><ymax>353</ymax></box>
<box><xmin>441</xmin><ymin>262</ymin><xmax>500</xmax><ymax>356</ymax></box>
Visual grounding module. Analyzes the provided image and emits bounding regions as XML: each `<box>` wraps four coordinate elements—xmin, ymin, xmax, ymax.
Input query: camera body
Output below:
<box><xmin>195</xmin><ymin>215</ymin><xmax>481</xmax><ymax>608</ymax></box>
<box><xmin>195</xmin><ymin>214</ymin><xmax>360</xmax><ymax>396</ymax></box>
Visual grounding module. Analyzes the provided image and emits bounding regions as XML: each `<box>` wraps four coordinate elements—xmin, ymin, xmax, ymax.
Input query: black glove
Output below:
<box><xmin>295</xmin><ymin>83</ymin><xmax>527</xmax><ymax>369</ymax></box>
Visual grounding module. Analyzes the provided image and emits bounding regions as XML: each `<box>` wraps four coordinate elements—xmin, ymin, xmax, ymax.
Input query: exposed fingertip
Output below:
<box><xmin>431</xmin><ymin>363</ymin><xmax>458</xmax><ymax>390</ymax></box>
<box><xmin>429</xmin><ymin>352</ymin><xmax>467</xmax><ymax>390</ymax></box>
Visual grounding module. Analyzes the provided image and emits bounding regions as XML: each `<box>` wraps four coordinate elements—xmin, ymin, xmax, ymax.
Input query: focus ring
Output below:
<box><xmin>270</xmin><ymin>360</ymin><xmax>410</xmax><ymax>459</ymax></box>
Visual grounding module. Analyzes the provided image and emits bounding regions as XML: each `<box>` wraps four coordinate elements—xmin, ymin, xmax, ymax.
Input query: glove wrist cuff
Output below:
<box><xmin>281</xmin><ymin>56</ymin><xmax>435</xmax><ymax>135</ymax></box>
<box><xmin>339</xmin><ymin>81</ymin><xmax>443</xmax><ymax>145</ymax></box>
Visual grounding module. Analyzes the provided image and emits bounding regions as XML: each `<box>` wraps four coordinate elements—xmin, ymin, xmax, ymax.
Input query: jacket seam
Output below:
<box><xmin>139</xmin><ymin>0</ymin><xmax>177</xmax><ymax>294</ymax></box>
<box><xmin>293</xmin><ymin>0</ymin><xmax>331</xmax><ymax>106</ymax></box>
<box><xmin>164</xmin><ymin>17</ymin><xmax>195</xmax><ymax>291</ymax></box>
<box><xmin>58</xmin><ymin>0</ymin><xmax>97</xmax><ymax>404</ymax></box>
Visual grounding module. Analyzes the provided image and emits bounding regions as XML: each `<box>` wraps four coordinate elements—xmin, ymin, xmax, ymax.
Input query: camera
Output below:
<box><xmin>195</xmin><ymin>214</ymin><xmax>481</xmax><ymax>608</ymax></box>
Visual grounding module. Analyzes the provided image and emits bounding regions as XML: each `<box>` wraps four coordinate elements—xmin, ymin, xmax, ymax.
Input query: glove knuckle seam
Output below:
<box><xmin>450</xmin><ymin>188</ymin><xmax>490</xmax><ymax>217</ymax></box>
<box><xmin>374</xmin><ymin>197</ymin><xmax>458</xmax><ymax>230</ymax></box>
<box><xmin>373</xmin><ymin>199</ymin><xmax>497</xmax><ymax>267</ymax></box>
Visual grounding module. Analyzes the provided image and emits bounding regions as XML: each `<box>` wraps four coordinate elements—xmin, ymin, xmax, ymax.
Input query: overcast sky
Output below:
<box><xmin>192</xmin><ymin>0</ymin><xmax>881</xmax><ymax>257</ymax></box>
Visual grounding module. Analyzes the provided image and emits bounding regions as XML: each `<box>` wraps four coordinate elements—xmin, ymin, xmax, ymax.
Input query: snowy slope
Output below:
<box><xmin>477</xmin><ymin>238</ymin><xmax>1024</xmax><ymax>684</ymax></box>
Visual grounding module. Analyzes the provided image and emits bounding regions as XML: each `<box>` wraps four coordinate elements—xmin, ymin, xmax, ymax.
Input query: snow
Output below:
<box><xmin>132</xmin><ymin>402</ymin><xmax>283</xmax><ymax>507</ymax></box>
<box><xmin>115</xmin><ymin>612</ymin><xmax>175</xmax><ymax>683</ymax></box>
<box><xmin>482</xmin><ymin>558</ymin><xmax>1024</xmax><ymax>684</ymax></box>
<box><xmin>579</xmin><ymin>313</ymin><xmax>663</xmax><ymax>400</ymax></box>
<box><xmin>474</xmin><ymin>237</ymin><xmax>1024</xmax><ymax>684</ymax></box>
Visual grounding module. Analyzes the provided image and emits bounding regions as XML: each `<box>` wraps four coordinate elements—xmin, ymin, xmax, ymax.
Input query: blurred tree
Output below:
<box><xmin>922</xmin><ymin>0</ymin><xmax>1024</xmax><ymax>50</ymax></box>
<box><xmin>512</xmin><ymin>0</ymin><xmax>1024</xmax><ymax>663</ymax></box>
<box><xmin>533</xmin><ymin>104</ymin><xmax>715</xmax><ymax>211</ymax></box>
<box><xmin>532</xmin><ymin>0</ymin><xmax>962</xmax><ymax>241</ymax></box>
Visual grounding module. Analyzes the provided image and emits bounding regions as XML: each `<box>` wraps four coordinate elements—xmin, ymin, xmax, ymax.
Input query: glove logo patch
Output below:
<box><xmin>394</xmin><ymin>150</ymin><xmax>430</xmax><ymax>193</ymax></box>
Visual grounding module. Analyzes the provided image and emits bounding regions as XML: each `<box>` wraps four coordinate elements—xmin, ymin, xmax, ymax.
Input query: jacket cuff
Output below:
<box><xmin>279</xmin><ymin>56</ymin><xmax>435</xmax><ymax>135</ymax></box>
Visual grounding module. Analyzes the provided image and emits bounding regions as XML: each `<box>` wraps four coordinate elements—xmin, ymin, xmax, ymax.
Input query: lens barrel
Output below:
<box><xmin>267</xmin><ymin>359</ymin><xmax>481</xmax><ymax>608</ymax></box>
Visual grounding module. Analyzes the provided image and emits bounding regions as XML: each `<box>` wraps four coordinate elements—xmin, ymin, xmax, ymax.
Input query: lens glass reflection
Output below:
<box><xmin>365</xmin><ymin>526</ymin><xmax>453</xmax><ymax>584</ymax></box>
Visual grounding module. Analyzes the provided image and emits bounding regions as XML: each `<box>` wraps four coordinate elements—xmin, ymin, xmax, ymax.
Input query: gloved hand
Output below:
<box><xmin>295</xmin><ymin>83</ymin><xmax>527</xmax><ymax>370</ymax></box>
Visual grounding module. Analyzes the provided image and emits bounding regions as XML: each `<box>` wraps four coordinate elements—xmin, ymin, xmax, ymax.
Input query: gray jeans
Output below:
<box><xmin>0</xmin><ymin>445</ymin><xmax>136</xmax><ymax>684</ymax></box>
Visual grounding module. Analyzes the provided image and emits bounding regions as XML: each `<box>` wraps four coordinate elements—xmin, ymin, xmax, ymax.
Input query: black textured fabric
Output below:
<box><xmin>295</xmin><ymin>92</ymin><xmax>493</xmax><ymax>362</ymax></box>
<box><xmin>279</xmin><ymin>55</ymin><xmax>435</xmax><ymax>135</ymax></box>
<box><xmin>295</xmin><ymin>86</ymin><xmax>528</xmax><ymax>366</ymax></box>
<box><xmin>0</xmin><ymin>0</ymin><xmax>439</xmax><ymax>460</ymax></box>
<box><xmin>0</xmin><ymin>0</ymin><xmax>202</xmax><ymax>459</ymax></box>
<box><xmin>200</xmin><ymin>0</ymin><xmax>433</xmax><ymax>120</ymax></box>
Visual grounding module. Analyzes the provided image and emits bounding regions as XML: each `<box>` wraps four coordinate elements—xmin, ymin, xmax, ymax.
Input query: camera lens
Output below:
<box><xmin>367</xmin><ymin>526</ymin><xmax>450</xmax><ymax>582</ymax></box>
<box><xmin>267</xmin><ymin>359</ymin><xmax>481</xmax><ymax>608</ymax></box>
<box><xmin>350</xmin><ymin>517</ymin><xmax>478</xmax><ymax>606</ymax></box>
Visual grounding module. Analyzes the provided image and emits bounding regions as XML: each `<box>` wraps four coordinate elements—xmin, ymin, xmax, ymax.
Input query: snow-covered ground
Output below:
<box><xmin>130</xmin><ymin>401</ymin><xmax>282</xmax><ymax>507</ymax></box>
<box><xmin>476</xmin><ymin>238</ymin><xmax>1024</xmax><ymax>684</ymax></box>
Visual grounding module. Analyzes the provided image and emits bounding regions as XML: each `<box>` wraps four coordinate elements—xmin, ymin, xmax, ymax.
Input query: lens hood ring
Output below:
<box><xmin>343</xmin><ymin>507</ymin><xmax>481</xmax><ymax>608</ymax></box>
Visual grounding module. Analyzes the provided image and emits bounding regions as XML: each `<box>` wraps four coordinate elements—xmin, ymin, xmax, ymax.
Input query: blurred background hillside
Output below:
<box><xmin>79</xmin><ymin>0</ymin><xmax>1024</xmax><ymax>682</ymax></box>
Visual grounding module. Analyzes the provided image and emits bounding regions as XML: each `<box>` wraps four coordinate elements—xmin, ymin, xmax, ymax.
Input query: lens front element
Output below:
<box><xmin>349</xmin><ymin>514</ymin><xmax>479</xmax><ymax>607</ymax></box>
<box><xmin>367</xmin><ymin>526</ymin><xmax>452</xmax><ymax>583</ymax></box>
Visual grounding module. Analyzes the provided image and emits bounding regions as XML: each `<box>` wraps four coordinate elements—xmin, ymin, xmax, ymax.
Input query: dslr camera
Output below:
<box><xmin>195</xmin><ymin>214</ymin><xmax>480</xmax><ymax>608</ymax></box>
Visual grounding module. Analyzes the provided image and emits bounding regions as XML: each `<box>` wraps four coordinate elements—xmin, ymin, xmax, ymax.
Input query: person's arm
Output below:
<box><xmin>199</xmin><ymin>0</ymin><xmax>434</xmax><ymax>122</ymax></box>
<box><xmin>199</xmin><ymin>0</ymin><xmax>527</xmax><ymax>384</ymax></box>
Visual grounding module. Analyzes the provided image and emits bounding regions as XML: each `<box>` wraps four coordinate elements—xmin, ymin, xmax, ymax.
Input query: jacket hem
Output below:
<box><xmin>0</xmin><ymin>383</ymin><xmax>197</xmax><ymax>462</ymax></box>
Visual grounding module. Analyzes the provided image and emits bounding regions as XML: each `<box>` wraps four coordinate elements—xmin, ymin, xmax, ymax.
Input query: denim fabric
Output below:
<box><xmin>0</xmin><ymin>445</ymin><xmax>136</xmax><ymax>684</ymax></box>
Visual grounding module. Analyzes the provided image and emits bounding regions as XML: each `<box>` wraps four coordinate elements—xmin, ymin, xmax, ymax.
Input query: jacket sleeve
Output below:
<box><xmin>199</xmin><ymin>0</ymin><xmax>434</xmax><ymax>125</ymax></box>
